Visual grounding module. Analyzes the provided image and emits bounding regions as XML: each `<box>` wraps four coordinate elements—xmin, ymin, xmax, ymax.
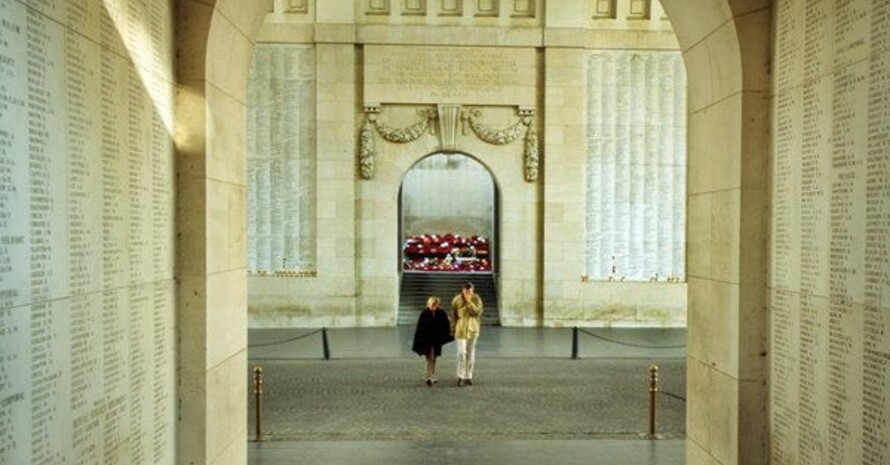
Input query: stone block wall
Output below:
<box><xmin>0</xmin><ymin>0</ymin><xmax>176</xmax><ymax>463</ymax></box>
<box><xmin>769</xmin><ymin>1</ymin><xmax>890</xmax><ymax>463</ymax></box>
<box><xmin>245</xmin><ymin>0</ymin><xmax>687</xmax><ymax>328</ymax></box>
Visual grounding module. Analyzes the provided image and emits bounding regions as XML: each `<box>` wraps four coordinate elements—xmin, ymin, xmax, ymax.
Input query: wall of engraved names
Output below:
<box><xmin>770</xmin><ymin>0</ymin><xmax>889</xmax><ymax>464</ymax></box>
<box><xmin>585</xmin><ymin>50</ymin><xmax>686</xmax><ymax>281</ymax></box>
<box><xmin>247</xmin><ymin>44</ymin><xmax>316</xmax><ymax>274</ymax></box>
<box><xmin>0</xmin><ymin>1</ymin><xmax>176</xmax><ymax>464</ymax></box>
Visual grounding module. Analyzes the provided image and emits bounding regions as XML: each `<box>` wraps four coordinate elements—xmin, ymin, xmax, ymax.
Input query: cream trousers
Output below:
<box><xmin>455</xmin><ymin>336</ymin><xmax>478</xmax><ymax>380</ymax></box>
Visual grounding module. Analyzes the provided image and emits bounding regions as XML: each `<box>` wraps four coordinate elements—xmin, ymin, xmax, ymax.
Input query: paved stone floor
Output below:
<box><xmin>247</xmin><ymin>327</ymin><xmax>687</xmax><ymax>465</ymax></box>
<box><xmin>248</xmin><ymin>439</ymin><xmax>685</xmax><ymax>465</ymax></box>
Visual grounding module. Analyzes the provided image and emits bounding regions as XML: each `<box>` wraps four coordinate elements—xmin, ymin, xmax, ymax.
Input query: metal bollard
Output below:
<box><xmin>322</xmin><ymin>327</ymin><xmax>331</xmax><ymax>360</ymax></box>
<box><xmin>571</xmin><ymin>326</ymin><xmax>579</xmax><ymax>359</ymax></box>
<box><xmin>648</xmin><ymin>364</ymin><xmax>658</xmax><ymax>438</ymax></box>
<box><xmin>253</xmin><ymin>366</ymin><xmax>264</xmax><ymax>441</ymax></box>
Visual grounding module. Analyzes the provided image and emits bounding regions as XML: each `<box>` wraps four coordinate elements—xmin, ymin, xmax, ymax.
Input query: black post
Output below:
<box><xmin>322</xmin><ymin>327</ymin><xmax>331</xmax><ymax>360</ymax></box>
<box><xmin>571</xmin><ymin>326</ymin><xmax>579</xmax><ymax>359</ymax></box>
<box><xmin>253</xmin><ymin>366</ymin><xmax>263</xmax><ymax>441</ymax></box>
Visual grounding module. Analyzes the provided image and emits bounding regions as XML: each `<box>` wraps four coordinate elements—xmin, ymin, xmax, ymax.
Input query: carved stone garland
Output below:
<box><xmin>359</xmin><ymin>116</ymin><xmax>377</xmax><ymax>179</ymax></box>
<box><xmin>464</xmin><ymin>107</ymin><xmax>539</xmax><ymax>182</ymax></box>
<box><xmin>359</xmin><ymin>105</ymin><xmax>433</xmax><ymax>180</ymax></box>
<box><xmin>359</xmin><ymin>105</ymin><xmax>539</xmax><ymax>182</ymax></box>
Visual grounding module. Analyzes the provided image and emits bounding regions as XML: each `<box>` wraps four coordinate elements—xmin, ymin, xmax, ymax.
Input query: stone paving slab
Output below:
<box><xmin>249</xmin><ymin>439</ymin><xmax>685</xmax><ymax>465</ymax></box>
<box><xmin>248</xmin><ymin>357</ymin><xmax>685</xmax><ymax>441</ymax></box>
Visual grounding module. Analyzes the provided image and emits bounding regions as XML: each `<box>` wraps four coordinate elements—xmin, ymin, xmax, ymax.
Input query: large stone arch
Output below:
<box><xmin>368</xmin><ymin>126</ymin><xmax>535</xmax><ymax>325</ymax></box>
<box><xmin>174</xmin><ymin>1</ymin><xmax>771</xmax><ymax>464</ymax></box>
<box><xmin>660</xmin><ymin>2</ymin><xmax>771</xmax><ymax>464</ymax></box>
<box><xmin>175</xmin><ymin>2</ymin><xmax>271</xmax><ymax>464</ymax></box>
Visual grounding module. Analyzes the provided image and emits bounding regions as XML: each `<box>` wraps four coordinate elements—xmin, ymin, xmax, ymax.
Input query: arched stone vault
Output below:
<box><xmin>174</xmin><ymin>1</ymin><xmax>771</xmax><ymax>463</ymax></box>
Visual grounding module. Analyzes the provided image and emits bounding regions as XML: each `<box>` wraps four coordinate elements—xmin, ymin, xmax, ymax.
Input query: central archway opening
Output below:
<box><xmin>191</xmin><ymin>1</ymin><xmax>768</xmax><ymax>463</ymax></box>
<box><xmin>397</xmin><ymin>152</ymin><xmax>500</xmax><ymax>326</ymax></box>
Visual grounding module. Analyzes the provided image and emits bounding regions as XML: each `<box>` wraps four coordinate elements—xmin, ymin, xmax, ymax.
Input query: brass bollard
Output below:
<box><xmin>253</xmin><ymin>366</ymin><xmax>263</xmax><ymax>441</ymax></box>
<box><xmin>648</xmin><ymin>364</ymin><xmax>658</xmax><ymax>438</ymax></box>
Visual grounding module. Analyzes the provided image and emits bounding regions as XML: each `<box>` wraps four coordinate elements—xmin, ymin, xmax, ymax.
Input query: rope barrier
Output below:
<box><xmin>247</xmin><ymin>329</ymin><xmax>324</xmax><ymax>348</ymax></box>
<box><xmin>577</xmin><ymin>328</ymin><xmax>687</xmax><ymax>349</ymax></box>
<box><xmin>658</xmin><ymin>390</ymin><xmax>687</xmax><ymax>402</ymax></box>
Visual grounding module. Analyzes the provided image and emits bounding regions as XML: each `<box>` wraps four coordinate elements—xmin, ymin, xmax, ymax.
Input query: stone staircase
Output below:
<box><xmin>398</xmin><ymin>272</ymin><xmax>499</xmax><ymax>326</ymax></box>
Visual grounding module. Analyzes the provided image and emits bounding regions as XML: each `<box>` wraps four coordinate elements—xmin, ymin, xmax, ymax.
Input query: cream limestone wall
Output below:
<box><xmin>401</xmin><ymin>157</ymin><xmax>495</xmax><ymax>237</ymax></box>
<box><xmin>188</xmin><ymin>1</ymin><xmax>771</xmax><ymax>465</ymax></box>
<box><xmin>770</xmin><ymin>1</ymin><xmax>890</xmax><ymax>464</ymax></box>
<box><xmin>247</xmin><ymin>38</ymin><xmax>358</xmax><ymax>327</ymax></box>
<box><xmin>0</xmin><ymin>1</ymin><xmax>780</xmax><ymax>465</ymax></box>
<box><xmin>357</xmin><ymin>105</ymin><xmax>542</xmax><ymax>326</ymax></box>
<box><xmin>661</xmin><ymin>0</ymin><xmax>772</xmax><ymax>464</ymax></box>
<box><xmin>247</xmin><ymin>1</ymin><xmax>687</xmax><ymax>329</ymax></box>
<box><xmin>177</xmin><ymin>1</ymin><xmax>271</xmax><ymax>464</ymax></box>
<box><xmin>542</xmin><ymin>4</ymin><xmax>686</xmax><ymax>328</ymax></box>
<box><xmin>0</xmin><ymin>0</ymin><xmax>176</xmax><ymax>463</ymax></box>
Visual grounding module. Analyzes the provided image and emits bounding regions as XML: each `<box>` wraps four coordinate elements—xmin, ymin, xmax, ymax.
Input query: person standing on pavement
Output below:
<box><xmin>451</xmin><ymin>282</ymin><xmax>483</xmax><ymax>386</ymax></box>
<box><xmin>411</xmin><ymin>296</ymin><xmax>453</xmax><ymax>386</ymax></box>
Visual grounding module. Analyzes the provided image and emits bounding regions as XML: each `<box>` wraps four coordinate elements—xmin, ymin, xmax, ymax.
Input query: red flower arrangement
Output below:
<box><xmin>402</xmin><ymin>233</ymin><xmax>491</xmax><ymax>272</ymax></box>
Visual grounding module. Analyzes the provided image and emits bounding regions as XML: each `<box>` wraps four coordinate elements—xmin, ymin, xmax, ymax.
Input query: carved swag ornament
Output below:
<box><xmin>359</xmin><ymin>105</ymin><xmax>539</xmax><ymax>182</ymax></box>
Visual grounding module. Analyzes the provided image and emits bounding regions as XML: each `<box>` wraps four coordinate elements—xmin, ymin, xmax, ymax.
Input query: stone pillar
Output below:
<box><xmin>315</xmin><ymin>39</ymin><xmax>359</xmax><ymax>324</ymax></box>
<box><xmin>175</xmin><ymin>1</ymin><xmax>271</xmax><ymax>464</ymax></box>
<box><xmin>542</xmin><ymin>44</ymin><xmax>587</xmax><ymax>326</ymax></box>
<box><xmin>661</xmin><ymin>1</ymin><xmax>772</xmax><ymax>464</ymax></box>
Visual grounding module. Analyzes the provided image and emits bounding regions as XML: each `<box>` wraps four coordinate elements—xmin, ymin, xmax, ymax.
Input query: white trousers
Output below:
<box><xmin>455</xmin><ymin>336</ymin><xmax>478</xmax><ymax>380</ymax></box>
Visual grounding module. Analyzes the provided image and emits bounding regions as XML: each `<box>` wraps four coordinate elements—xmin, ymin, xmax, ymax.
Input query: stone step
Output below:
<box><xmin>398</xmin><ymin>272</ymin><xmax>499</xmax><ymax>326</ymax></box>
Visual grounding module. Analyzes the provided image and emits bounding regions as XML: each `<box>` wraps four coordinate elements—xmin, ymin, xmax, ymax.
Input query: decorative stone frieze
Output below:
<box><xmin>373</xmin><ymin>111</ymin><xmax>433</xmax><ymax>143</ymax></box>
<box><xmin>359</xmin><ymin>105</ymin><xmax>435</xmax><ymax>179</ymax></box>
<box><xmin>464</xmin><ymin>107</ymin><xmax>539</xmax><ymax>181</ymax></box>
<box><xmin>359</xmin><ymin>104</ymin><xmax>538</xmax><ymax>181</ymax></box>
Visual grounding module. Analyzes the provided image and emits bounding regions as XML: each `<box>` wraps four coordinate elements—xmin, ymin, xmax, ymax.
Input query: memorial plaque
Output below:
<box><xmin>585</xmin><ymin>50</ymin><xmax>686</xmax><ymax>280</ymax></box>
<box><xmin>247</xmin><ymin>45</ymin><xmax>317</xmax><ymax>274</ymax></box>
<box><xmin>364</xmin><ymin>45</ymin><xmax>536</xmax><ymax>106</ymax></box>
<box><xmin>771</xmin><ymin>0</ymin><xmax>890</xmax><ymax>462</ymax></box>
<box><xmin>0</xmin><ymin>1</ymin><xmax>176</xmax><ymax>463</ymax></box>
<box><xmin>862</xmin><ymin>2</ymin><xmax>890</xmax><ymax>463</ymax></box>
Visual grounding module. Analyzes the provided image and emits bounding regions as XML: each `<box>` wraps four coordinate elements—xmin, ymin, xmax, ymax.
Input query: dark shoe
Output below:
<box><xmin>426</xmin><ymin>379</ymin><xmax>433</xmax><ymax>387</ymax></box>
<box><xmin>465</xmin><ymin>379</ymin><xmax>473</xmax><ymax>386</ymax></box>
<box><xmin>457</xmin><ymin>378</ymin><xmax>465</xmax><ymax>387</ymax></box>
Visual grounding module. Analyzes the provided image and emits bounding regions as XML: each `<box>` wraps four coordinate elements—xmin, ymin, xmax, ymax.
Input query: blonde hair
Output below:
<box><xmin>427</xmin><ymin>296</ymin><xmax>441</xmax><ymax>308</ymax></box>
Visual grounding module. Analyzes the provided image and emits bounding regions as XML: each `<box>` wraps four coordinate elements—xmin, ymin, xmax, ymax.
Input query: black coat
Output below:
<box><xmin>411</xmin><ymin>308</ymin><xmax>454</xmax><ymax>357</ymax></box>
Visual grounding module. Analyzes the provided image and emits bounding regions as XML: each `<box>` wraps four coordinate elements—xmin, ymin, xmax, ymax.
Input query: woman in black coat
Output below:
<box><xmin>412</xmin><ymin>296</ymin><xmax>454</xmax><ymax>386</ymax></box>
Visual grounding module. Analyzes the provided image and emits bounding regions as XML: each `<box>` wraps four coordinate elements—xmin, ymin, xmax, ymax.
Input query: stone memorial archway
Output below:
<box><xmin>174</xmin><ymin>1</ymin><xmax>770</xmax><ymax>464</ymax></box>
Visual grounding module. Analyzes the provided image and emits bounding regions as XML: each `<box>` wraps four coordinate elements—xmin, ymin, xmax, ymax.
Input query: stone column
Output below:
<box><xmin>175</xmin><ymin>1</ymin><xmax>270</xmax><ymax>464</ymax></box>
<box><xmin>541</xmin><ymin>44</ymin><xmax>587</xmax><ymax>326</ymax></box>
<box><xmin>661</xmin><ymin>1</ymin><xmax>772</xmax><ymax>464</ymax></box>
<box><xmin>315</xmin><ymin>36</ymin><xmax>359</xmax><ymax>325</ymax></box>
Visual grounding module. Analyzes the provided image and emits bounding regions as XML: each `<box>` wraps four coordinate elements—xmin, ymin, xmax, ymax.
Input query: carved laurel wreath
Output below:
<box><xmin>359</xmin><ymin>106</ymin><xmax>539</xmax><ymax>182</ymax></box>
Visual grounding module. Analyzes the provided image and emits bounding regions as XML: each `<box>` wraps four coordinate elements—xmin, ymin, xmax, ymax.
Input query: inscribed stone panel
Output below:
<box><xmin>364</xmin><ymin>45</ymin><xmax>536</xmax><ymax>105</ymax></box>
<box><xmin>247</xmin><ymin>44</ymin><xmax>317</xmax><ymax>273</ymax></box>
<box><xmin>769</xmin><ymin>0</ymin><xmax>890</xmax><ymax>463</ymax></box>
<box><xmin>585</xmin><ymin>50</ymin><xmax>686</xmax><ymax>281</ymax></box>
<box><xmin>0</xmin><ymin>1</ymin><xmax>176</xmax><ymax>463</ymax></box>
